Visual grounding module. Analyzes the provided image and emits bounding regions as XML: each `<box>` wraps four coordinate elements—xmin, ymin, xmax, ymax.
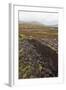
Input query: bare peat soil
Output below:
<box><xmin>19</xmin><ymin>38</ymin><xmax>58</xmax><ymax>79</ymax></box>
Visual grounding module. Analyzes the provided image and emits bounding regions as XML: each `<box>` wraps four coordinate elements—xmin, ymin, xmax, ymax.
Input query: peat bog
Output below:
<box><xmin>19</xmin><ymin>23</ymin><xmax>58</xmax><ymax>79</ymax></box>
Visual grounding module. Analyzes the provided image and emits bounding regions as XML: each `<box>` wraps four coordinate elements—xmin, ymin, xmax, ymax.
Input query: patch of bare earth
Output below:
<box><xmin>19</xmin><ymin>38</ymin><xmax>58</xmax><ymax>79</ymax></box>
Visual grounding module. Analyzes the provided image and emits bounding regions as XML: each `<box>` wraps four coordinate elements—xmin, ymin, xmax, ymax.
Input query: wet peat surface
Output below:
<box><xmin>19</xmin><ymin>38</ymin><xmax>58</xmax><ymax>79</ymax></box>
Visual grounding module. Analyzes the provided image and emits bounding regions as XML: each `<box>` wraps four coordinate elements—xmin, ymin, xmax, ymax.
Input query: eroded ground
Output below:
<box><xmin>19</xmin><ymin>23</ymin><xmax>58</xmax><ymax>79</ymax></box>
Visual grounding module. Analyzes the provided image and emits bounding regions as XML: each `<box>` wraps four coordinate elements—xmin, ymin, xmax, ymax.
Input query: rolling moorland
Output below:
<box><xmin>19</xmin><ymin>22</ymin><xmax>58</xmax><ymax>79</ymax></box>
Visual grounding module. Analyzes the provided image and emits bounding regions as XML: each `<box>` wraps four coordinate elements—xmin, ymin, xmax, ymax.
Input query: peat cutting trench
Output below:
<box><xmin>19</xmin><ymin>38</ymin><xmax>58</xmax><ymax>79</ymax></box>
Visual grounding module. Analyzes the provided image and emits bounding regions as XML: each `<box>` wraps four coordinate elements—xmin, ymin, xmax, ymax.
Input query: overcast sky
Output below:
<box><xmin>19</xmin><ymin>11</ymin><xmax>58</xmax><ymax>25</ymax></box>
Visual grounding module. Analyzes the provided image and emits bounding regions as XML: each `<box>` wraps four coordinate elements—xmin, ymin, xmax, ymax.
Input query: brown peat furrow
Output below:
<box><xmin>19</xmin><ymin>38</ymin><xmax>58</xmax><ymax>79</ymax></box>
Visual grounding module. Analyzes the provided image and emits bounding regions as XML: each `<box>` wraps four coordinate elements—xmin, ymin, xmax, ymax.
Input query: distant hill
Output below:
<box><xmin>19</xmin><ymin>22</ymin><xmax>58</xmax><ymax>32</ymax></box>
<box><xmin>19</xmin><ymin>22</ymin><xmax>47</xmax><ymax>30</ymax></box>
<box><xmin>48</xmin><ymin>24</ymin><xmax>58</xmax><ymax>28</ymax></box>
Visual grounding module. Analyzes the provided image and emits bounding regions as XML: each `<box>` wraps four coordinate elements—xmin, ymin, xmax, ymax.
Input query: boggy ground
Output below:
<box><xmin>19</xmin><ymin>38</ymin><xmax>58</xmax><ymax>79</ymax></box>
